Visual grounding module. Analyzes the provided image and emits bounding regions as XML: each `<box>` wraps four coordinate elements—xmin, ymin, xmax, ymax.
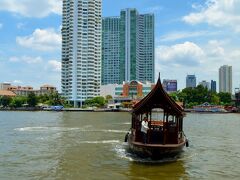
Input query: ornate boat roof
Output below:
<box><xmin>132</xmin><ymin>74</ymin><xmax>184</xmax><ymax>117</ymax></box>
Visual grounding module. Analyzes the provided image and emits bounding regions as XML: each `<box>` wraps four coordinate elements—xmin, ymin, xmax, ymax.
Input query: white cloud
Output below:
<box><xmin>9</xmin><ymin>56</ymin><xmax>42</xmax><ymax>64</ymax></box>
<box><xmin>13</xmin><ymin>80</ymin><xmax>23</xmax><ymax>84</ymax></box>
<box><xmin>16</xmin><ymin>22</ymin><xmax>25</xmax><ymax>29</ymax></box>
<box><xmin>155</xmin><ymin>40</ymin><xmax>240</xmax><ymax>90</ymax></box>
<box><xmin>16</xmin><ymin>28</ymin><xmax>61</xmax><ymax>51</ymax></box>
<box><xmin>160</xmin><ymin>31</ymin><xmax>220</xmax><ymax>42</ymax></box>
<box><xmin>0</xmin><ymin>0</ymin><xmax>62</xmax><ymax>18</ymax></box>
<box><xmin>183</xmin><ymin>0</ymin><xmax>240</xmax><ymax>33</ymax></box>
<box><xmin>146</xmin><ymin>6</ymin><xmax>163</xmax><ymax>13</ymax></box>
<box><xmin>47</xmin><ymin>60</ymin><xmax>61</xmax><ymax>72</ymax></box>
<box><xmin>156</xmin><ymin>41</ymin><xmax>205</xmax><ymax>67</ymax></box>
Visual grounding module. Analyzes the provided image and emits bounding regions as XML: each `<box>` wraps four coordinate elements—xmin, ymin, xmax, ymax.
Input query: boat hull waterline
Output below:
<box><xmin>127</xmin><ymin>134</ymin><xmax>187</xmax><ymax>159</ymax></box>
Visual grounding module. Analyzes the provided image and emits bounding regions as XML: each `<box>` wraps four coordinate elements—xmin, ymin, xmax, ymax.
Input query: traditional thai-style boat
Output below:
<box><xmin>125</xmin><ymin>75</ymin><xmax>188</xmax><ymax>159</ymax></box>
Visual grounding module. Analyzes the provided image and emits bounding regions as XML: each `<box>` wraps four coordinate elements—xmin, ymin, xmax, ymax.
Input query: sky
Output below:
<box><xmin>0</xmin><ymin>0</ymin><xmax>240</xmax><ymax>92</ymax></box>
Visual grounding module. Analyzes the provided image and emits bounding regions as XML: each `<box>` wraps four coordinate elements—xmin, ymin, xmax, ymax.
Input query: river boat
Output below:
<box><xmin>125</xmin><ymin>75</ymin><xmax>188</xmax><ymax>159</ymax></box>
<box><xmin>193</xmin><ymin>102</ymin><xmax>227</xmax><ymax>113</ymax></box>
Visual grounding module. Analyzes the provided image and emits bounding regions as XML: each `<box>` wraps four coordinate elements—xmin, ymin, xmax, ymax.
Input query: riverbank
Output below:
<box><xmin>0</xmin><ymin>107</ymin><xmax>132</xmax><ymax>112</ymax></box>
<box><xmin>0</xmin><ymin>107</ymin><xmax>239</xmax><ymax>113</ymax></box>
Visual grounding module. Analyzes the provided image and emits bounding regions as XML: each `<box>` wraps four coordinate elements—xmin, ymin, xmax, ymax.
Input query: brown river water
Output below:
<box><xmin>0</xmin><ymin>111</ymin><xmax>240</xmax><ymax>179</ymax></box>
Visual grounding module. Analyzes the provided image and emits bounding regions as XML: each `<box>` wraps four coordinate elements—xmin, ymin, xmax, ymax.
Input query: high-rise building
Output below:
<box><xmin>102</xmin><ymin>17</ymin><xmax>121</xmax><ymax>84</ymax></box>
<box><xmin>219</xmin><ymin>65</ymin><xmax>232</xmax><ymax>93</ymax></box>
<box><xmin>211</xmin><ymin>80</ymin><xmax>216</xmax><ymax>92</ymax></box>
<box><xmin>62</xmin><ymin>0</ymin><xmax>102</xmax><ymax>107</ymax></box>
<box><xmin>102</xmin><ymin>9</ymin><xmax>155</xmax><ymax>85</ymax></box>
<box><xmin>186</xmin><ymin>75</ymin><xmax>196</xmax><ymax>88</ymax></box>
<box><xmin>199</xmin><ymin>80</ymin><xmax>210</xmax><ymax>90</ymax></box>
<box><xmin>162</xmin><ymin>79</ymin><xmax>177</xmax><ymax>93</ymax></box>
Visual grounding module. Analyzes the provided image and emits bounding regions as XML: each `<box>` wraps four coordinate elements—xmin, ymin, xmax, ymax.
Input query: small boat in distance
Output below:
<box><xmin>125</xmin><ymin>74</ymin><xmax>188</xmax><ymax>159</ymax></box>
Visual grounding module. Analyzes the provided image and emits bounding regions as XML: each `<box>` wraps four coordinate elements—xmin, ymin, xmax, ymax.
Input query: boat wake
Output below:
<box><xmin>14</xmin><ymin>127</ymin><xmax>80</xmax><ymax>132</ymax></box>
<box><xmin>114</xmin><ymin>142</ymin><xmax>185</xmax><ymax>164</ymax></box>
<box><xmin>14</xmin><ymin>126</ymin><xmax>127</xmax><ymax>134</ymax></box>
<box><xmin>79</xmin><ymin>140</ymin><xmax>120</xmax><ymax>144</ymax></box>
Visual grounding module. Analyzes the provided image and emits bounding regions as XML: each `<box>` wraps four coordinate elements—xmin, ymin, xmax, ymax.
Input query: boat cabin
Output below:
<box><xmin>131</xmin><ymin>76</ymin><xmax>185</xmax><ymax>145</ymax></box>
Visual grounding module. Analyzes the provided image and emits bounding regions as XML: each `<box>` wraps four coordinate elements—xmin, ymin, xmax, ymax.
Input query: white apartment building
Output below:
<box><xmin>61</xmin><ymin>0</ymin><xmax>102</xmax><ymax>107</ymax></box>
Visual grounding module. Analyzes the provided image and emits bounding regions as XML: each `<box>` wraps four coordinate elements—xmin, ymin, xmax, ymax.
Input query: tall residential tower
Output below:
<box><xmin>219</xmin><ymin>65</ymin><xmax>232</xmax><ymax>93</ymax></box>
<box><xmin>62</xmin><ymin>0</ymin><xmax>102</xmax><ymax>107</ymax></box>
<box><xmin>102</xmin><ymin>17</ymin><xmax>121</xmax><ymax>84</ymax></box>
<box><xmin>102</xmin><ymin>9</ymin><xmax>155</xmax><ymax>85</ymax></box>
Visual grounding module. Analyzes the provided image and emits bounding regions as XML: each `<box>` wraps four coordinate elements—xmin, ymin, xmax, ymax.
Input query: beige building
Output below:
<box><xmin>219</xmin><ymin>65</ymin><xmax>232</xmax><ymax>93</ymax></box>
<box><xmin>0</xmin><ymin>90</ymin><xmax>16</xmax><ymax>97</ymax></box>
<box><xmin>0</xmin><ymin>83</ymin><xmax>11</xmax><ymax>90</ymax></box>
<box><xmin>0</xmin><ymin>83</ymin><xmax>57</xmax><ymax>96</ymax></box>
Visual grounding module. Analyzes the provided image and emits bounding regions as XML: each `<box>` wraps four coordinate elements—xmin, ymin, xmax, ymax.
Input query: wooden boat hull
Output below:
<box><xmin>127</xmin><ymin>133</ymin><xmax>186</xmax><ymax>159</ymax></box>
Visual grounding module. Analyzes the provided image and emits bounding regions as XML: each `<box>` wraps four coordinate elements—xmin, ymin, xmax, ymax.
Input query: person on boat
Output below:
<box><xmin>141</xmin><ymin>117</ymin><xmax>149</xmax><ymax>144</ymax></box>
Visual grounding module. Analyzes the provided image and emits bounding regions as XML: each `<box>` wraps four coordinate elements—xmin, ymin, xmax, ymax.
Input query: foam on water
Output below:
<box><xmin>79</xmin><ymin>140</ymin><xmax>120</xmax><ymax>144</ymax></box>
<box><xmin>14</xmin><ymin>127</ymin><xmax>127</xmax><ymax>134</ymax></box>
<box><xmin>114</xmin><ymin>142</ymin><xmax>189</xmax><ymax>164</ymax></box>
<box><xmin>14</xmin><ymin>127</ymin><xmax>80</xmax><ymax>132</ymax></box>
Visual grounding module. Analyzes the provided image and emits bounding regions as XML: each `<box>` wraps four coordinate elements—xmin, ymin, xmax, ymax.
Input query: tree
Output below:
<box><xmin>10</xmin><ymin>96</ymin><xmax>26</xmax><ymax>108</ymax></box>
<box><xmin>0</xmin><ymin>96</ymin><xmax>12</xmax><ymax>107</ymax></box>
<box><xmin>218</xmin><ymin>92</ymin><xmax>232</xmax><ymax>105</ymax></box>
<box><xmin>49</xmin><ymin>92</ymin><xmax>62</xmax><ymax>106</ymax></box>
<box><xmin>85</xmin><ymin>96</ymin><xmax>106</xmax><ymax>107</ymax></box>
<box><xmin>105</xmin><ymin>95</ymin><xmax>113</xmax><ymax>100</ymax></box>
<box><xmin>27</xmin><ymin>92</ymin><xmax>38</xmax><ymax>107</ymax></box>
<box><xmin>210</xmin><ymin>93</ymin><xmax>220</xmax><ymax>105</ymax></box>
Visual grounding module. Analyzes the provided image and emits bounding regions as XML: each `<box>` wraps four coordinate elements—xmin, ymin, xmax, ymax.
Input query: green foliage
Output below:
<box><xmin>84</xmin><ymin>96</ymin><xmax>106</xmax><ymax>107</ymax></box>
<box><xmin>0</xmin><ymin>93</ymin><xmax>68</xmax><ymax>108</ymax></box>
<box><xmin>38</xmin><ymin>94</ymin><xmax>49</xmax><ymax>103</ymax></box>
<box><xmin>105</xmin><ymin>95</ymin><xmax>113</xmax><ymax>100</ymax></box>
<box><xmin>48</xmin><ymin>92</ymin><xmax>62</xmax><ymax>106</ymax></box>
<box><xmin>0</xmin><ymin>96</ymin><xmax>12</xmax><ymax>107</ymax></box>
<box><xmin>9</xmin><ymin>96</ymin><xmax>27</xmax><ymax>108</ymax></box>
<box><xmin>171</xmin><ymin>85</ymin><xmax>233</xmax><ymax>108</ymax></box>
<box><xmin>27</xmin><ymin>92</ymin><xmax>38</xmax><ymax>107</ymax></box>
<box><xmin>218</xmin><ymin>92</ymin><xmax>232</xmax><ymax>105</ymax></box>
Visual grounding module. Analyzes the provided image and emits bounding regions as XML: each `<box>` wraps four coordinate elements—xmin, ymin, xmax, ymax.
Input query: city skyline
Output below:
<box><xmin>0</xmin><ymin>0</ymin><xmax>240</xmax><ymax>91</ymax></box>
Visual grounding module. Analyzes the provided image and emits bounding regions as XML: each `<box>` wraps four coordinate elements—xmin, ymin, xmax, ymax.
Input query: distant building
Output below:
<box><xmin>39</xmin><ymin>85</ymin><xmax>57</xmax><ymax>95</ymax></box>
<box><xmin>219</xmin><ymin>65</ymin><xmax>232</xmax><ymax>93</ymax></box>
<box><xmin>106</xmin><ymin>81</ymin><xmax>155</xmax><ymax>99</ymax></box>
<box><xmin>186</xmin><ymin>75</ymin><xmax>196</xmax><ymax>88</ymax></box>
<box><xmin>0</xmin><ymin>90</ymin><xmax>16</xmax><ymax>97</ymax></box>
<box><xmin>162</xmin><ymin>79</ymin><xmax>177</xmax><ymax>93</ymax></box>
<box><xmin>100</xmin><ymin>84</ymin><xmax>119</xmax><ymax>98</ymax></box>
<box><xmin>235</xmin><ymin>88</ymin><xmax>240</xmax><ymax>107</ymax></box>
<box><xmin>4</xmin><ymin>84</ymin><xmax>57</xmax><ymax>96</ymax></box>
<box><xmin>8</xmin><ymin>85</ymin><xmax>33</xmax><ymax>96</ymax></box>
<box><xmin>199</xmin><ymin>80</ymin><xmax>210</xmax><ymax>90</ymax></box>
<box><xmin>0</xmin><ymin>83</ymin><xmax>11</xmax><ymax>90</ymax></box>
<box><xmin>211</xmin><ymin>80</ymin><xmax>216</xmax><ymax>92</ymax></box>
<box><xmin>122</xmin><ymin>81</ymin><xmax>154</xmax><ymax>98</ymax></box>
